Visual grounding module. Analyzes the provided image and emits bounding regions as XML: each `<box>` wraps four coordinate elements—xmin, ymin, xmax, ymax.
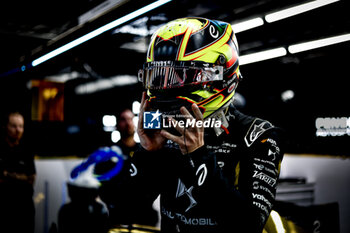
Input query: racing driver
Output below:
<box><xmin>99</xmin><ymin>17</ymin><xmax>285</xmax><ymax>232</ymax></box>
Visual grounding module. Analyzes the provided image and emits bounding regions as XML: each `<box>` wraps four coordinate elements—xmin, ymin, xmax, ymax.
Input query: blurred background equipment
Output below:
<box><xmin>57</xmin><ymin>148</ymin><xmax>117</xmax><ymax>233</ymax></box>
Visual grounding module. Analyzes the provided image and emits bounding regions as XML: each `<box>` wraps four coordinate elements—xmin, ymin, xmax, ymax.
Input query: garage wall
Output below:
<box><xmin>33</xmin><ymin>154</ymin><xmax>350</xmax><ymax>233</ymax></box>
<box><xmin>279</xmin><ymin>154</ymin><xmax>350</xmax><ymax>233</ymax></box>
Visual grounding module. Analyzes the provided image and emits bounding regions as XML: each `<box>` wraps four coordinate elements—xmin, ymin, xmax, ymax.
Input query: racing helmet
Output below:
<box><xmin>138</xmin><ymin>17</ymin><xmax>242</xmax><ymax>119</ymax></box>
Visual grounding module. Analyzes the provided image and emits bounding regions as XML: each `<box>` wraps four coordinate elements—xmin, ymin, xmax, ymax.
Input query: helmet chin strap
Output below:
<box><xmin>210</xmin><ymin>98</ymin><xmax>232</xmax><ymax>137</ymax></box>
<box><xmin>212</xmin><ymin>109</ymin><xmax>229</xmax><ymax>137</ymax></box>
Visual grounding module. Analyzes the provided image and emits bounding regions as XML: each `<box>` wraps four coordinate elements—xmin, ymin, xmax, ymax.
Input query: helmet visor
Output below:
<box><xmin>138</xmin><ymin>61</ymin><xmax>223</xmax><ymax>89</ymax></box>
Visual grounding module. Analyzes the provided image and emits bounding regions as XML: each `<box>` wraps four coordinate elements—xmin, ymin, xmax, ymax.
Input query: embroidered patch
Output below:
<box><xmin>244</xmin><ymin>119</ymin><xmax>273</xmax><ymax>147</ymax></box>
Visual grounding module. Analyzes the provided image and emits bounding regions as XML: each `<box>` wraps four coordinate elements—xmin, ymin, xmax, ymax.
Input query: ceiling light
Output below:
<box><xmin>265</xmin><ymin>0</ymin><xmax>340</xmax><ymax>23</ymax></box>
<box><xmin>103</xmin><ymin>115</ymin><xmax>117</xmax><ymax>127</ymax></box>
<box><xmin>31</xmin><ymin>0</ymin><xmax>172</xmax><ymax>67</ymax></box>
<box><xmin>132</xmin><ymin>101</ymin><xmax>141</xmax><ymax>115</ymax></box>
<box><xmin>232</xmin><ymin>17</ymin><xmax>264</xmax><ymax>33</ymax></box>
<box><xmin>288</xmin><ymin>33</ymin><xmax>350</xmax><ymax>54</ymax></box>
<box><xmin>111</xmin><ymin>130</ymin><xmax>121</xmax><ymax>143</ymax></box>
<box><xmin>240</xmin><ymin>47</ymin><xmax>287</xmax><ymax>65</ymax></box>
<box><xmin>281</xmin><ymin>90</ymin><xmax>295</xmax><ymax>102</ymax></box>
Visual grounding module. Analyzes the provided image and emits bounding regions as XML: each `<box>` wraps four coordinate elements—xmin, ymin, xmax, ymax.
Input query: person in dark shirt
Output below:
<box><xmin>115</xmin><ymin>108</ymin><xmax>140</xmax><ymax>158</ymax></box>
<box><xmin>0</xmin><ymin>111</ymin><xmax>36</xmax><ymax>233</ymax></box>
<box><xmin>97</xmin><ymin>108</ymin><xmax>159</xmax><ymax>228</ymax></box>
<box><xmin>101</xmin><ymin>17</ymin><xmax>285</xmax><ymax>232</ymax></box>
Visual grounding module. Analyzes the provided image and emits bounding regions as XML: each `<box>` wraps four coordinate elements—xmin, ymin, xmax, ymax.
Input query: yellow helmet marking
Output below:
<box><xmin>157</xmin><ymin>18</ymin><xmax>205</xmax><ymax>40</ymax></box>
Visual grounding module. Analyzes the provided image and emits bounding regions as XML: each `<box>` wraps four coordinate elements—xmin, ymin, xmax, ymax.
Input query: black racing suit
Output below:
<box><xmin>99</xmin><ymin>106</ymin><xmax>284</xmax><ymax>232</ymax></box>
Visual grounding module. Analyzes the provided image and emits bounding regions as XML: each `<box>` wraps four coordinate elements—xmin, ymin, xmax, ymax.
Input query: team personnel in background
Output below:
<box><xmin>97</xmin><ymin>108</ymin><xmax>159</xmax><ymax>227</ymax></box>
<box><xmin>100</xmin><ymin>17</ymin><xmax>285</xmax><ymax>232</ymax></box>
<box><xmin>0</xmin><ymin>111</ymin><xmax>36</xmax><ymax>233</ymax></box>
<box><xmin>115</xmin><ymin>108</ymin><xmax>140</xmax><ymax>158</ymax></box>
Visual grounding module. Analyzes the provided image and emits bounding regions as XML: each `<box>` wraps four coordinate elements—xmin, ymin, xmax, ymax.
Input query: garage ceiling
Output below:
<box><xmin>1</xmin><ymin>0</ymin><xmax>348</xmax><ymax>76</ymax></box>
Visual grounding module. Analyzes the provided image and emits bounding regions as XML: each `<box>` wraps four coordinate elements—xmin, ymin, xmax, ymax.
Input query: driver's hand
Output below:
<box><xmin>160</xmin><ymin>103</ymin><xmax>204</xmax><ymax>155</ymax></box>
<box><xmin>137</xmin><ymin>92</ymin><xmax>167</xmax><ymax>151</ymax></box>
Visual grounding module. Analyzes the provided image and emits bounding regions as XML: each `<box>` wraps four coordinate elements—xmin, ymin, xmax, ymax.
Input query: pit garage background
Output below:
<box><xmin>0</xmin><ymin>0</ymin><xmax>349</xmax><ymax>232</ymax></box>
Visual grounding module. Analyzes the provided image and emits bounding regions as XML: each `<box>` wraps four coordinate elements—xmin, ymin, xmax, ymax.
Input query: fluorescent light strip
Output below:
<box><xmin>232</xmin><ymin>0</ymin><xmax>339</xmax><ymax>33</ymax></box>
<box><xmin>31</xmin><ymin>0</ymin><xmax>172</xmax><ymax>67</ymax></box>
<box><xmin>232</xmin><ymin>17</ymin><xmax>264</xmax><ymax>33</ymax></box>
<box><xmin>288</xmin><ymin>33</ymin><xmax>350</xmax><ymax>54</ymax></box>
<box><xmin>265</xmin><ymin>0</ymin><xmax>340</xmax><ymax>23</ymax></box>
<box><xmin>240</xmin><ymin>47</ymin><xmax>287</xmax><ymax>65</ymax></box>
